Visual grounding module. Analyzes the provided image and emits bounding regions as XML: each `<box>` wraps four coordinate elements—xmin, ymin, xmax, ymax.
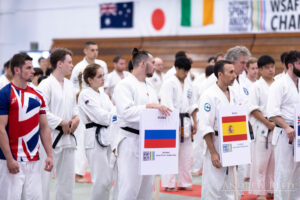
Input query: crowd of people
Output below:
<box><xmin>0</xmin><ymin>41</ymin><xmax>299</xmax><ymax>200</ymax></box>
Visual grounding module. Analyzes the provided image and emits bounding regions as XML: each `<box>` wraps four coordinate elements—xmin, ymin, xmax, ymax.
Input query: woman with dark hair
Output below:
<box><xmin>78</xmin><ymin>63</ymin><xmax>116</xmax><ymax>200</ymax></box>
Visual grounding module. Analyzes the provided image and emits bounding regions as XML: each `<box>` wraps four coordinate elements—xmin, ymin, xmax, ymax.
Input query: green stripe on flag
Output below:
<box><xmin>181</xmin><ymin>0</ymin><xmax>191</xmax><ymax>26</ymax></box>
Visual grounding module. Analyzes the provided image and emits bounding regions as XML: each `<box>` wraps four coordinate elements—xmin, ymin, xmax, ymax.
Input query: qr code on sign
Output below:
<box><xmin>143</xmin><ymin>151</ymin><xmax>155</xmax><ymax>161</ymax></box>
<box><xmin>223</xmin><ymin>144</ymin><xmax>232</xmax><ymax>153</ymax></box>
<box><xmin>297</xmin><ymin>139</ymin><xmax>300</xmax><ymax>147</ymax></box>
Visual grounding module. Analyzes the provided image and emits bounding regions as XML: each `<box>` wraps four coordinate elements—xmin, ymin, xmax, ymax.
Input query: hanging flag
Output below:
<box><xmin>144</xmin><ymin>129</ymin><xmax>176</xmax><ymax>148</ymax></box>
<box><xmin>181</xmin><ymin>0</ymin><xmax>214</xmax><ymax>27</ymax></box>
<box><xmin>222</xmin><ymin>115</ymin><xmax>247</xmax><ymax>142</ymax></box>
<box><xmin>100</xmin><ymin>2</ymin><xmax>133</xmax><ymax>29</ymax></box>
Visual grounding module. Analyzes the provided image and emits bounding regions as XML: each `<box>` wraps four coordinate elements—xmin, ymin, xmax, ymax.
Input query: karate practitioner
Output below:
<box><xmin>248</xmin><ymin>55</ymin><xmax>276</xmax><ymax>200</ymax></box>
<box><xmin>199</xmin><ymin>60</ymin><xmax>237</xmax><ymax>199</ymax></box>
<box><xmin>274</xmin><ymin>52</ymin><xmax>288</xmax><ymax>80</ymax></box>
<box><xmin>243</xmin><ymin>57</ymin><xmax>258</xmax><ymax>89</ymax></box>
<box><xmin>0</xmin><ymin>60</ymin><xmax>13</xmax><ymax>89</ymax></box>
<box><xmin>39</xmin><ymin>48</ymin><xmax>80</xmax><ymax>200</ymax></box>
<box><xmin>0</xmin><ymin>53</ymin><xmax>53</xmax><ymax>200</ymax></box>
<box><xmin>105</xmin><ymin>56</ymin><xmax>130</xmax><ymax>99</ymax></box>
<box><xmin>70</xmin><ymin>41</ymin><xmax>107</xmax><ymax>181</ymax></box>
<box><xmin>147</xmin><ymin>57</ymin><xmax>165</xmax><ymax>100</ymax></box>
<box><xmin>78</xmin><ymin>64</ymin><xmax>115</xmax><ymax>200</ymax></box>
<box><xmin>267</xmin><ymin>50</ymin><xmax>300</xmax><ymax>200</ymax></box>
<box><xmin>113</xmin><ymin>48</ymin><xmax>171</xmax><ymax>200</ymax></box>
<box><xmin>160</xmin><ymin>56</ymin><xmax>198</xmax><ymax>191</ymax></box>
<box><xmin>225</xmin><ymin>46</ymin><xmax>251</xmax><ymax>192</ymax></box>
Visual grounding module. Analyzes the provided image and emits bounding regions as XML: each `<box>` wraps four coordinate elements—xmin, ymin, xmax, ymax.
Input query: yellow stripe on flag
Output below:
<box><xmin>202</xmin><ymin>0</ymin><xmax>214</xmax><ymax>26</ymax></box>
<box><xmin>222</xmin><ymin>122</ymin><xmax>247</xmax><ymax>136</ymax></box>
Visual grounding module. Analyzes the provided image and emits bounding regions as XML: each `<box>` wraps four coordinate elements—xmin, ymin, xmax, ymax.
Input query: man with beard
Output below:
<box><xmin>267</xmin><ymin>50</ymin><xmax>300</xmax><ymax>200</ymax></box>
<box><xmin>113</xmin><ymin>48</ymin><xmax>171</xmax><ymax>200</ymax></box>
<box><xmin>199</xmin><ymin>60</ymin><xmax>237</xmax><ymax>199</ymax></box>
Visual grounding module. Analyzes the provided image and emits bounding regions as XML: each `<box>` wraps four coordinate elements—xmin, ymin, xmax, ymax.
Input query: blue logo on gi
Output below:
<box><xmin>243</xmin><ymin>87</ymin><xmax>249</xmax><ymax>95</ymax></box>
<box><xmin>187</xmin><ymin>89</ymin><xmax>193</xmax><ymax>99</ymax></box>
<box><xmin>112</xmin><ymin>115</ymin><xmax>117</xmax><ymax>122</ymax></box>
<box><xmin>204</xmin><ymin>103</ymin><xmax>211</xmax><ymax>112</ymax></box>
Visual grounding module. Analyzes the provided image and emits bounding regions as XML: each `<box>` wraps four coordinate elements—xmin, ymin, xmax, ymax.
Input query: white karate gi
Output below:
<box><xmin>70</xmin><ymin>58</ymin><xmax>107</xmax><ymax>177</ymax></box>
<box><xmin>78</xmin><ymin>87</ymin><xmax>116</xmax><ymax>200</ymax></box>
<box><xmin>147</xmin><ymin>71</ymin><xmax>165</xmax><ymax>100</ymax></box>
<box><xmin>267</xmin><ymin>73</ymin><xmax>300</xmax><ymax>200</ymax></box>
<box><xmin>249</xmin><ymin>77</ymin><xmax>274</xmax><ymax>195</ymax></box>
<box><xmin>113</xmin><ymin>75</ymin><xmax>158</xmax><ymax>200</ymax></box>
<box><xmin>274</xmin><ymin>71</ymin><xmax>285</xmax><ymax>80</ymax></box>
<box><xmin>104</xmin><ymin>70</ymin><xmax>130</xmax><ymax>98</ymax></box>
<box><xmin>160</xmin><ymin>75</ymin><xmax>198</xmax><ymax>188</ymax></box>
<box><xmin>199</xmin><ymin>83</ymin><xmax>237</xmax><ymax>200</ymax></box>
<box><xmin>0</xmin><ymin>74</ymin><xmax>9</xmax><ymax>89</ymax></box>
<box><xmin>38</xmin><ymin>74</ymin><xmax>78</xmax><ymax>200</ymax></box>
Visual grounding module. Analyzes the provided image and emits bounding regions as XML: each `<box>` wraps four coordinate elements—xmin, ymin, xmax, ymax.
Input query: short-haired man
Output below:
<box><xmin>147</xmin><ymin>57</ymin><xmax>165</xmax><ymax>100</ymax></box>
<box><xmin>199</xmin><ymin>60</ymin><xmax>237</xmax><ymax>199</ymax></box>
<box><xmin>38</xmin><ymin>57</ymin><xmax>49</xmax><ymax>76</ymax></box>
<box><xmin>160</xmin><ymin>56</ymin><xmax>198</xmax><ymax>191</ymax></box>
<box><xmin>248</xmin><ymin>55</ymin><xmax>276</xmax><ymax>200</ymax></box>
<box><xmin>113</xmin><ymin>48</ymin><xmax>171</xmax><ymax>200</ymax></box>
<box><xmin>244</xmin><ymin>57</ymin><xmax>258</xmax><ymax>88</ymax></box>
<box><xmin>274</xmin><ymin>52</ymin><xmax>288</xmax><ymax>80</ymax></box>
<box><xmin>0</xmin><ymin>60</ymin><xmax>13</xmax><ymax>89</ymax></box>
<box><xmin>105</xmin><ymin>55</ymin><xmax>130</xmax><ymax>98</ymax></box>
<box><xmin>0</xmin><ymin>53</ymin><xmax>53</xmax><ymax>199</ymax></box>
<box><xmin>71</xmin><ymin>41</ymin><xmax>108</xmax><ymax>91</ymax></box>
<box><xmin>267</xmin><ymin>50</ymin><xmax>300</xmax><ymax>199</ymax></box>
<box><xmin>39</xmin><ymin>48</ymin><xmax>80</xmax><ymax>200</ymax></box>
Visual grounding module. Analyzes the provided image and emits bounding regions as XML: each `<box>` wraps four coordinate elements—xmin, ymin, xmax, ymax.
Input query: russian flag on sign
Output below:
<box><xmin>298</xmin><ymin>116</ymin><xmax>300</xmax><ymax>136</ymax></box>
<box><xmin>144</xmin><ymin>130</ymin><xmax>176</xmax><ymax>148</ymax></box>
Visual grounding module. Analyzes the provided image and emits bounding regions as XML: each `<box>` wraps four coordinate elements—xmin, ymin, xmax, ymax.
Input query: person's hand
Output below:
<box><xmin>267</xmin><ymin>121</ymin><xmax>275</xmax><ymax>132</ymax></box>
<box><xmin>44</xmin><ymin>156</ymin><xmax>53</xmax><ymax>172</ymax></box>
<box><xmin>7</xmin><ymin>158</ymin><xmax>19</xmax><ymax>174</ymax></box>
<box><xmin>157</xmin><ymin>105</ymin><xmax>172</xmax><ymax>116</ymax></box>
<box><xmin>69</xmin><ymin>116</ymin><xmax>80</xmax><ymax>133</ymax></box>
<box><xmin>60</xmin><ymin>120</ymin><xmax>70</xmax><ymax>135</ymax></box>
<box><xmin>192</xmin><ymin>123</ymin><xmax>197</xmax><ymax>135</ymax></box>
<box><xmin>284</xmin><ymin>126</ymin><xmax>295</xmax><ymax>144</ymax></box>
<box><xmin>211</xmin><ymin>152</ymin><xmax>222</xmax><ymax>168</ymax></box>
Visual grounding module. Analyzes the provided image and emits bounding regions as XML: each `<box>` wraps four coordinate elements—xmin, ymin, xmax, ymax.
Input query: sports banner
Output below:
<box><xmin>139</xmin><ymin>109</ymin><xmax>179</xmax><ymax>175</ymax></box>
<box><xmin>294</xmin><ymin>104</ymin><xmax>300</xmax><ymax>162</ymax></box>
<box><xmin>218</xmin><ymin>105</ymin><xmax>251</xmax><ymax>167</ymax></box>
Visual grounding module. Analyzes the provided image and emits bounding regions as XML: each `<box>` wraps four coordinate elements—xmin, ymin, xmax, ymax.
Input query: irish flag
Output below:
<box><xmin>222</xmin><ymin>115</ymin><xmax>248</xmax><ymax>142</ymax></box>
<box><xmin>144</xmin><ymin>129</ymin><xmax>176</xmax><ymax>148</ymax></box>
<box><xmin>181</xmin><ymin>0</ymin><xmax>214</xmax><ymax>27</ymax></box>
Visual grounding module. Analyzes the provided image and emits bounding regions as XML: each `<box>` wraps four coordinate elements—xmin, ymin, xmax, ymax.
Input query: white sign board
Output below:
<box><xmin>139</xmin><ymin>109</ymin><xmax>179</xmax><ymax>175</ymax></box>
<box><xmin>218</xmin><ymin>105</ymin><xmax>251</xmax><ymax>167</ymax></box>
<box><xmin>294</xmin><ymin>105</ymin><xmax>300</xmax><ymax>162</ymax></box>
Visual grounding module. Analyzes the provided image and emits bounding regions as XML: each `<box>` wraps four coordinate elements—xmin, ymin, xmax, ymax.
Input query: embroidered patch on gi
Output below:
<box><xmin>187</xmin><ymin>88</ymin><xmax>193</xmax><ymax>99</ymax></box>
<box><xmin>243</xmin><ymin>87</ymin><xmax>249</xmax><ymax>95</ymax></box>
<box><xmin>204</xmin><ymin>103</ymin><xmax>211</xmax><ymax>112</ymax></box>
<box><xmin>85</xmin><ymin>100</ymin><xmax>89</xmax><ymax>104</ymax></box>
<box><xmin>112</xmin><ymin>115</ymin><xmax>117</xmax><ymax>122</ymax></box>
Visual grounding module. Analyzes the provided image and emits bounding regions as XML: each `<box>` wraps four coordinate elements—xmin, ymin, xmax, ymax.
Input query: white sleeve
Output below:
<box><xmin>38</xmin><ymin>81</ymin><xmax>62</xmax><ymax>129</ymax></box>
<box><xmin>198</xmin><ymin>93</ymin><xmax>215</xmax><ymax>138</ymax></box>
<box><xmin>160</xmin><ymin>81</ymin><xmax>175</xmax><ymax>110</ymax></box>
<box><xmin>248</xmin><ymin>84</ymin><xmax>260</xmax><ymax>114</ymax></box>
<box><xmin>113</xmin><ymin>82</ymin><xmax>146</xmax><ymax>123</ymax></box>
<box><xmin>267</xmin><ymin>81</ymin><xmax>283</xmax><ymax>118</ymax></box>
<box><xmin>188</xmin><ymin>85</ymin><xmax>199</xmax><ymax>114</ymax></box>
<box><xmin>79</xmin><ymin>92</ymin><xmax>113</xmax><ymax>126</ymax></box>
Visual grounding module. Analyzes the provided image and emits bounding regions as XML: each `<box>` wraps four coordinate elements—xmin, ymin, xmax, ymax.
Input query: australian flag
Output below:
<box><xmin>100</xmin><ymin>2</ymin><xmax>133</xmax><ymax>29</ymax></box>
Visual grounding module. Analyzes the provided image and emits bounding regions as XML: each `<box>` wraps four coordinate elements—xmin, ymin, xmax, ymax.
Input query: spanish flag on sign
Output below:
<box><xmin>222</xmin><ymin>115</ymin><xmax>247</xmax><ymax>142</ymax></box>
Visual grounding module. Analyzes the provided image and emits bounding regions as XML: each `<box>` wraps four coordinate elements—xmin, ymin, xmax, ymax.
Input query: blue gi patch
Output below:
<box><xmin>85</xmin><ymin>100</ymin><xmax>89</xmax><ymax>104</ymax></box>
<box><xmin>187</xmin><ymin>89</ymin><xmax>193</xmax><ymax>99</ymax></box>
<box><xmin>243</xmin><ymin>87</ymin><xmax>249</xmax><ymax>95</ymax></box>
<box><xmin>112</xmin><ymin>115</ymin><xmax>117</xmax><ymax>122</ymax></box>
<box><xmin>204</xmin><ymin>103</ymin><xmax>211</xmax><ymax>112</ymax></box>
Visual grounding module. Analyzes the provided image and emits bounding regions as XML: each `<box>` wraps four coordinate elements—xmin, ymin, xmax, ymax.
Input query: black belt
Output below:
<box><xmin>121</xmin><ymin>127</ymin><xmax>139</xmax><ymax>135</ymax></box>
<box><xmin>179</xmin><ymin>113</ymin><xmax>190</xmax><ymax>143</ymax></box>
<box><xmin>275</xmin><ymin>124</ymin><xmax>294</xmax><ymax>129</ymax></box>
<box><xmin>52</xmin><ymin>126</ymin><xmax>77</xmax><ymax>149</ymax></box>
<box><xmin>85</xmin><ymin>122</ymin><xmax>109</xmax><ymax>147</ymax></box>
<box><xmin>214</xmin><ymin>131</ymin><xmax>218</xmax><ymax>136</ymax></box>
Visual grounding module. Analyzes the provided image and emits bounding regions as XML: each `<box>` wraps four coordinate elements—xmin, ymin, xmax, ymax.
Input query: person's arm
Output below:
<box><xmin>69</xmin><ymin>115</ymin><xmax>80</xmax><ymax>133</ymax></box>
<box><xmin>39</xmin><ymin>114</ymin><xmax>53</xmax><ymax>172</ymax></box>
<box><xmin>270</xmin><ymin>116</ymin><xmax>295</xmax><ymax>142</ymax></box>
<box><xmin>191</xmin><ymin>108</ymin><xmax>198</xmax><ymax>135</ymax></box>
<box><xmin>0</xmin><ymin>115</ymin><xmax>19</xmax><ymax>174</ymax></box>
<box><xmin>204</xmin><ymin>133</ymin><xmax>222</xmax><ymax>168</ymax></box>
<box><xmin>251</xmin><ymin>110</ymin><xmax>275</xmax><ymax>131</ymax></box>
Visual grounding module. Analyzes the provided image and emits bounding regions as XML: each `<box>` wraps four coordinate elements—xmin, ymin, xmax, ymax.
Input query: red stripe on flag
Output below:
<box><xmin>222</xmin><ymin>115</ymin><xmax>246</xmax><ymax>123</ymax></box>
<box><xmin>223</xmin><ymin>134</ymin><xmax>247</xmax><ymax>142</ymax></box>
<box><xmin>144</xmin><ymin>139</ymin><xmax>176</xmax><ymax>148</ymax></box>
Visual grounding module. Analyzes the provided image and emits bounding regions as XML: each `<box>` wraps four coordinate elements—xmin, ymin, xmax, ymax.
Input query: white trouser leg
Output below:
<box><xmin>192</xmin><ymin>131</ymin><xmax>203</xmax><ymax>173</ymax></box>
<box><xmin>117</xmin><ymin>136</ymin><xmax>154</xmax><ymax>200</ymax></box>
<box><xmin>201</xmin><ymin>151</ymin><xmax>234</xmax><ymax>200</ymax></box>
<box><xmin>54</xmin><ymin>148</ymin><xmax>75</xmax><ymax>200</ymax></box>
<box><xmin>74</xmin><ymin>121</ymin><xmax>88</xmax><ymax>176</ymax></box>
<box><xmin>178</xmin><ymin>137</ymin><xmax>193</xmax><ymax>187</ymax></box>
<box><xmin>40</xmin><ymin>145</ymin><xmax>52</xmax><ymax>200</ymax></box>
<box><xmin>86</xmin><ymin>144</ymin><xmax>113</xmax><ymax>200</ymax></box>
